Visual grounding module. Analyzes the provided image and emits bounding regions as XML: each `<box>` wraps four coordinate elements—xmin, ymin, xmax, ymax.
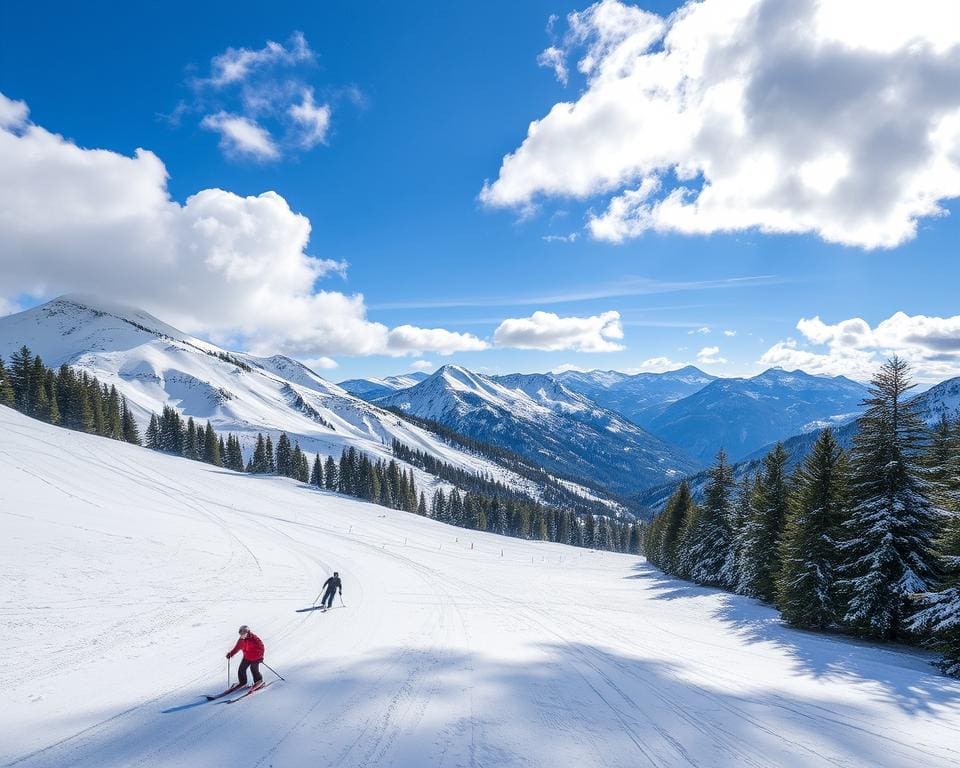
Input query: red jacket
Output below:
<box><xmin>227</xmin><ymin>632</ymin><xmax>265</xmax><ymax>662</ymax></box>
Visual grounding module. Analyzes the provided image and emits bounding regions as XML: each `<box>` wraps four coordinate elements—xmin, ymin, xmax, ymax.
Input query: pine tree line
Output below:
<box><xmin>643</xmin><ymin>357</ymin><xmax>960</xmax><ymax>676</ymax></box>
<box><xmin>143</xmin><ymin>406</ymin><xmax>246</xmax><ymax>471</ymax></box>
<box><xmin>393</xmin><ymin>440</ymin><xmax>641</xmax><ymax>553</ymax></box>
<box><xmin>0</xmin><ymin>345</ymin><xmax>140</xmax><ymax>444</ymax></box>
<box><xmin>386</xmin><ymin>409</ymin><xmax>636</xmax><ymax>517</ymax></box>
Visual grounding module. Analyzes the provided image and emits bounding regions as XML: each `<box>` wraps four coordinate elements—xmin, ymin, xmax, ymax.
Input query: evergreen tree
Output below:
<box><xmin>10</xmin><ymin>346</ymin><xmax>34</xmax><ymax>412</ymax></box>
<box><xmin>106</xmin><ymin>385</ymin><xmax>121</xmax><ymax>439</ymax></box>
<box><xmin>738</xmin><ymin>443</ymin><xmax>791</xmax><ymax>602</ymax></box>
<box><xmin>911</xmin><ymin>415</ymin><xmax>960</xmax><ymax>675</ymax></box>
<box><xmin>0</xmin><ymin>357</ymin><xmax>15</xmax><ymax>407</ymax></box>
<box><xmin>251</xmin><ymin>434</ymin><xmax>268</xmax><ymax>473</ymax></box>
<box><xmin>777</xmin><ymin>429</ymin><xmax>848</xmax><ymax>630</ymax></box>
<box><xmin>275</xmin><ymin>433</ymin><xmax>292</xmax><ymax>476</ymax></box>
<box><xmin>120</xmin><ymin>397</ymin><xmax>141</xmax><ymax>445</ymax></box>
<box><xmin>324</xmin><ymin>455</ymin><xmax>338</xmax><ymax>490</ymax></box>
<box><xmin>204</xmin><ymin>423</ymin><xmax>221</xmax><ymax>465</ymax></box>
<box><xmin>431</xmin><ymin>488</ymin><xmax>447</xmax><ymax>520</ymax></box>
<box><xmin>417</xmin><ymin>491</ymin><xmax>428</xmax><ymax>516</ymax></box>
<box><xmin>682</xmin><ymin>450</ymin><xmax>736</xmax><ymax>588</ymax></box>
<box><xmin>183</xmin><ymin>417</ymin><xmax>200</xmax><ymax>460</ymax></box>
<box><xmin>265</xmin><ymin>435</ymin><xmax>276</xmax><ymax>473</ymax></box>
<box><xmin>311</xmin><ymin>454</ymin><xmax>324</xmax><ymax>486</ymax></box>
<box><xmin>145</xmin><ymin>414</ymin><xmax>161</xmax><ymax>450</ymax></box>
<box><xmin>660</xmin><ymin>481</ymin><xmax>695</xmax><ymax>574</ymax></box>
<box><xmin>227</xmin><ymin>434</ymin><xmax>245</xmax><ymax>472</ymax></box>
<box><xmin>841</xmin><ymin>357</ymin><xmax>940</xmax><ymax>640</ymax></box>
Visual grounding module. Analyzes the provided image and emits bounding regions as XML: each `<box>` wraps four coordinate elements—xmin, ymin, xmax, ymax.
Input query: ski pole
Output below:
<box><xmin>227</xmin><ymin>657</ymin><xmax>231</xmax><ymax>689</ymax></box>
<box><xmin>339</xmin><ymin>592</ymin><xmax>345</xmax><ymax>607</ymax></box>
<box><xmin>262</xmin><ymin>661</ymin><xmax>286</xmax><ymax>681</ymax></box>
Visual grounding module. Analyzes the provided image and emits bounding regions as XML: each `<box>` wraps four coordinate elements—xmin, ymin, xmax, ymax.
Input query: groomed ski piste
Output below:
<box><xmin>3</xmin><ymin>406</ymin><xmax>960</xmax><ymax>768</ymax></box>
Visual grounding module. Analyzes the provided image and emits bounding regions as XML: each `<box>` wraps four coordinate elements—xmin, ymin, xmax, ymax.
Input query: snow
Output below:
<box><xmin>0</xmin><ymin>296</ymin><xmax>542</xmax><ymax>501</ymax></box>
<box><xmin>4</xmin><ymin>406</ymin><xmax>960</xmax><ymax>768</ymax></box>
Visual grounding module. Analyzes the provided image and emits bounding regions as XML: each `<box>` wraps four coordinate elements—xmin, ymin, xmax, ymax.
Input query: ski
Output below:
<box><xmin>204</xmin><ymin>683</ymin><xmax>245</xmax><ymax>701</ymax></box>
<box><xmin>224</xmin><ymin>681</ymin><xmax>271</xmax><ymax>703</ymax></box>
<box><xmin>295</xmin><ymin>606</ymin><xmax>324</xmax><ymax>613</ymax></box>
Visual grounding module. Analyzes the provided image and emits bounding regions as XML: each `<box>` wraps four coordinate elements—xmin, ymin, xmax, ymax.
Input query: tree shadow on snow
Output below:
<box><xmin>627</xmin><ymin>561</ymin><xmax>960</xmax><ymax>716</ymax></box>
<box><xmin>9</xmin><ymin>640</ymin><xmax>958</xmax><ymax>768</ymax></box>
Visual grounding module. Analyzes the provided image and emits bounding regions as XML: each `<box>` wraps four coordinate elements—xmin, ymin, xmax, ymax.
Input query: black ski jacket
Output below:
<box><xmin>322</xmin><ymin>576</ymin><xmax>342</xmax><ymax>594</ymax></box>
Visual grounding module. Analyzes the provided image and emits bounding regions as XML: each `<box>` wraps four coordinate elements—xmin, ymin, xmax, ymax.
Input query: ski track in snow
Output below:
<box><xmin>4</xmin><ymin>407</ymin><xmax>960</xmax><ymax>768</ymax></box>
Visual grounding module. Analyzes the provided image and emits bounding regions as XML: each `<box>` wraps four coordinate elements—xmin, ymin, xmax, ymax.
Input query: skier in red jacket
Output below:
<box><xmin>226</xmin><ymin>625</ymin><xmax>265</xmax><ymax>688</ymax></box>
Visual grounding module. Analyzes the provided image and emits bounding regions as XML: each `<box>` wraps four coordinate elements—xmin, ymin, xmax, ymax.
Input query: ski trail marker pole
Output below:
<box><xmin>263</xmin><ymin>661</ymin><xmax>286</xmax><ymax>681</ymax></box>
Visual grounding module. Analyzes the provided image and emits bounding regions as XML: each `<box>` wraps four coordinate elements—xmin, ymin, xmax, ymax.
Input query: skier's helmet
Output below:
<box><xmin>238</xmin><ymin>625</ymin><xmax>250</xmax><ymax>635</ymax></box>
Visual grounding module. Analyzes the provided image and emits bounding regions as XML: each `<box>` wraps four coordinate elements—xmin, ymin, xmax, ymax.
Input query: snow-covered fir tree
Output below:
<box><xmin>681</xmin><ymin>450</ymin><xmax>736</xmax><ymax>588</ymax></box>
<box><xmin>776</xmin><ymin>428</ymin><xmax>849</xmax><ymax>630</ymax></box>
<box><xmin>840</xmin><ymin>356</ymin><xmax>940</xmax><ymax>641</ymax></box>
<box><xmin>737</xmin><ymin>443</ymin><xmax>790</xmax><ymax>602</ymax></box>
<box><xmin>911</xmin><ymin>415</ymin><xmax>960</xmax><ymax>675</ymax></box>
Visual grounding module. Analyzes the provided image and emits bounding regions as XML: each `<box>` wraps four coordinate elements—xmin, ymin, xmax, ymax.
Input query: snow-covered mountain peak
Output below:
<box><xmin>0</xmin><ymin>296</ymin><xmax>548</xmax><ymax>502</ymax></box>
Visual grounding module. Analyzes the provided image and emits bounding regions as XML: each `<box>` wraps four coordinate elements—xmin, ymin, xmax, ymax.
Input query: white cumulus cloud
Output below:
<box><xmin>760</xmin><ymin>311</ymin><xmax>960</xmax><ymax>381</ymax></box>
<box><xmin>697</xmin><ymin>346</ymin><xmax>727</xmax><ymax>365</ymax></box>
<box><xmin>493</xmin><ymin>310</ymin><xmax>624</xmax><ymax>352</ymax></box>
<box><xmin>410</xmin><ymin>359</ymin><xmax>435</xmax><ymax>372</ymax></box>
<box><xmin>481</xmin><ymin>0</ymin><xmax>960</xmax><ymax>249</ymax></box>
<box><xmin>0</xmin><ymin>94</ymin><xmax>485</xmax><ymax>360</ymax></box>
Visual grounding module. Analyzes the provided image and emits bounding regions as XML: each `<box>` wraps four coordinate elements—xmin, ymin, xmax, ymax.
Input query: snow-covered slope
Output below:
<box><xmin>378</xmin><ymin>365</ymin><xmax>701</xmax><ymax>495</ymax></box>
<box><xmin>646</xmin><ymin>367</ymin><xmax>868</xmax><ymax>463</ymax></box>
<box><xmin>556</xmin><ymin>365</ymin><xmax>717</xmax><ymax>426</ymax></box>
<box><xmin>4</xmin><ymin>407</ymin><xmax>959</xmax><ymax>768</ymax></box>
<box><xmin>338</xmin><ymin>372</ymin><xmax>429</xmax><ymax>400</ymax></box>
<box><xmin>914</xmin><ymin>376</ymin><xmax>960</xmax><ymax>424</ymax></box>
<box><xmin>0</xmin><ymin>296</ymin><xmax>538</xmax><ymax>497</ymax></box>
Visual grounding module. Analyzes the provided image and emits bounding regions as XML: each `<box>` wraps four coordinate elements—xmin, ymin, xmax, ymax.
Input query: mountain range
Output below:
<box><xmin>0</xmin><ymin>296</ymin><xmax>554</xmax><ymax>505</ymax></box>
<box><xmin>554</xmin><ymin>366</ymin><xmax>717</xmax><ymax>426</ymax></box>
<box><xmin>644</xmin><ymin>367</ymin><xmax>868</xmax><ymax>463</ymax></box>
<box><xmin>375</xmin><ymin>366</ymin><xmax>700</xmax><ymax>497</ymax></box>
<box><xmin>5</xmin><ymin>295</ymin><xmax>958</xmax><ymax>515</ymax></box>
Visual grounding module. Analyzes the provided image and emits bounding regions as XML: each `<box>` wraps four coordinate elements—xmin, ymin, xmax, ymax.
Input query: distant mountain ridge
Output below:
<box><xmin>377</xmin><ymin>365</ymin><xmax>701</xmax><ymax>496</ymax></box>
<box><xmin>339</xmin><ymin>373</ymin><xmax>429</xmax><ymax>400</ymax></box>
<box><xmin>555</xmin><ymin>365</ymin><xmax>717</xmax><ymax>426</ymax></box>
<box><xmin>644</xmin><ymin>367</ymin><xmax>869</xmax><ymax>463</ymax></box>
<box><xmin>635</xmin><ymin>375</ymin><xmax>960</xmax><ymax>513</ymax></box>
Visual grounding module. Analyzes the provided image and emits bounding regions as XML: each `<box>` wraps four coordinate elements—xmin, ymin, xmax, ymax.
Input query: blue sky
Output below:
<box><xmin>2</xmin><ymin>0</ymin><xmax>959</xmax><ymax>382</ymax></box>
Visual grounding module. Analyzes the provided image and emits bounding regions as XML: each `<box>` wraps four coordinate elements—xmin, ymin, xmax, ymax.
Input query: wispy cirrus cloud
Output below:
<box><xmin>173</xmin><ymin>32</ymin><xmax>357</xmax><ymax>163</ymax></box>
<box><xmin>369</xmin><ymin>274</ymin><xmax>780</xmax><ymax>310</ymax></box>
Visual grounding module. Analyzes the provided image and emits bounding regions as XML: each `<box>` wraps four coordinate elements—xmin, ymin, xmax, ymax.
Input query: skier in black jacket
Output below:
<box><xmin>320</xmin><ymin>572</ymin><xmax>342</xmax><ymax>609</ymax></box>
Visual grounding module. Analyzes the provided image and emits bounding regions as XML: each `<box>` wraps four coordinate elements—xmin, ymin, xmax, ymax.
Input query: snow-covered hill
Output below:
<box><xmin>0</xmin><ymin>296</ymin><xmax>539</xmax><ymax>498</ymax></box>
<box><xmin>914</xmin><ymin>375</ymin><xmax>960</xmax><ymax>424</ymax></box>
<box><xmin>646</xmin><ymin>367</ymin><xmax>868</xmax><ymax>463</ymax></box>
<box><xmin>556</xmin><ymin>365</ymin><xmax>717</xmax><ymax>426</ymax></box>
<box><xmin>4</xmin><ymin>406</ymin><xmax>959</xmax><ymax>767</ymax></box>
<box><xmin>378</xmin><ymin>365</ymin><xmax>701</xmax><ymax>496</ymax></box>
<box><xmin>338</xmin><ymin>372</ymin><xmax>429</xmax><ymax>400</ymax></box>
